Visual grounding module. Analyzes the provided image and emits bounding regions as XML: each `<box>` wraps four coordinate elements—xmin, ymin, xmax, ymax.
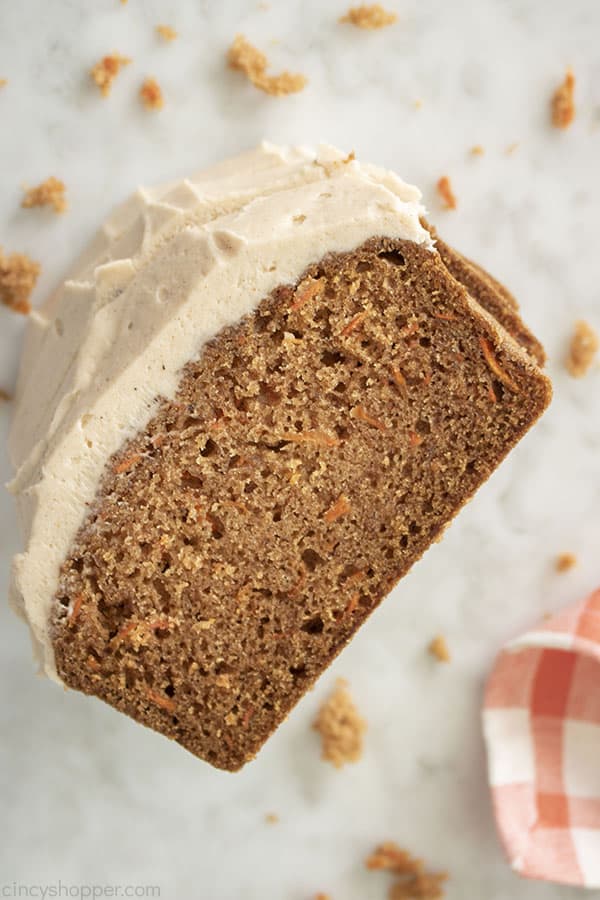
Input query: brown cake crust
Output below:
<box><xmin>52</xmin><ymin>237</ymin><xmax>550</xmax><ymax>770</ymax></box>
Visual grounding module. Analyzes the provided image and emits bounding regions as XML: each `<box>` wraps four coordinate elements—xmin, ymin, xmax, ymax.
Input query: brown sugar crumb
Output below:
<box><xmin>436</xmin><ymin>176</ymin><xmax>457</xmax><ymax>211</ymax></box>
<box><xmin>90</xmin><ymin>54</ymin><xmax>132</xmax><ymax>97</ymax></box>
<box><xmin>313</xmin><ymin>678</ymin><xmax>366</xmax><ymax>768</ymax></box>
<box><xmin>566</xmin><ymin>320</ymin><xmax>599</xmax><ymax>377</ymax></box>
<box><xmin>156</xmin><ymin>24</ymin><xmax>178</xmax><ymax>42</ymax></box>
<box><xmin>366</xmin><ymin>842</ymin><xmax>448</xmax><ymax>899</ymax></box>
<box><xmin>227</xmin><ymin>34</ymin><xmax>307</xmax><ymax>96</ymax></box>
<box><xmin>22</xmin><ymin>177</ymin><xmax>67</xmax><ymax>214</ymax></box>
<box><xmin>324</xmin><ymin>495</ymin><xmax>351</xmax><ymax>523</ymax></box>
<box><xmin>140</xmin><ymin>77</ymin><xmax>164</xmax><ymax>110</ymax></box>
<box><xmin>556</xmin><ymin>552</ymin><xmax>577</xmax><ymax>573</ymax></box>
<box><xmin>428</xmin><ymin>635</ymin><xmax>450</xmax><ymax>663</ymax></box>
<box><xmin>470</xmin><ymin>145</ymin><xmax>485</xmax><ymax>156</ymax></box>
<box><xmin>0</xmin><ymin>247</ymin><xmax>40</xmax><ymax>314</ymax></box>
<box><xmin>339</xmin><ymin>4</ymin><xmax>397</xmax><ymax>28</ymax></box>
<box><xmin>265</xmin><ymin>812</ymin><xmax>279</xmax><ymax>824</ymax></box>
<box><xmin>551</xmin><ymin>67</ymin><xmax>576</xmax><ymax>130</ymax></box>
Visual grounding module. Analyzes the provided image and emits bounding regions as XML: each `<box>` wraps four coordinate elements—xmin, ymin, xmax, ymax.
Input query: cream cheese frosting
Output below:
<box><xmin>8</xmin><ymin>141</ymin><xmax>434</xmax><ymax>681</ymax></box>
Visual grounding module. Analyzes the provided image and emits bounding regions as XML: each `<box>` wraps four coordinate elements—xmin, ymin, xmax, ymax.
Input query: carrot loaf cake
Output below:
<box><xmin>8</xmin><ymin>143</ymin><xmax>551</xmax><ymax>770</ymax></box>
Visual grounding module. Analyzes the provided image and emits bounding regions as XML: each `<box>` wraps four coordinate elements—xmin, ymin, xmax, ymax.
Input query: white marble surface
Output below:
<box><xmin>1</xmin><ymin>1</ymin><xmax>600</xmax><ymax>898</ymax></box>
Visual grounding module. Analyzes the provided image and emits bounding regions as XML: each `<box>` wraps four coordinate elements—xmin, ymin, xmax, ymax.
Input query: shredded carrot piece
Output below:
<box><xmin>86</xmin><ymin>655</ymin><xmax>101</xmax><ymax>671</ymax></box>
<box><xmin>281</xmin><ymin>429</ymin><xmax>340</xmax><ymax>448</ymax></box>
<box><xmin>479</xmin><ymin>337</ymin><xmax>519</xmax><ymax>391</ymax></box>
<box><xmin>551</xmin><ymin>67</ymin><xmax>576</xmax><ymax>129</ymax></box>
<box><xmin>437</xmin><ymin>175</ymin><xmax>457</xmax><ymax>210</ymax></box>
<box><xmin>487</xmin><ymin>384</ymin><xmax>497</xmax><ymax>403</ymax></box>
<box><xmin>390</xmin><ymin>366</ymin><xmax>407</xmax><ymax>391</ymax></box>
<box><xmin>110</xmin><ymin>620</ymin><xmax>138</xmax><ymax>647</ymax></box>
<box><xmin>345</xmin><ymin>592</ymin><xmax>360</xmax><ymax>616</ymax></box>
<box><xmin>324</xmin><ymin>494</ymin><xmax>351</xmax><ymax>523</ymax></box>
<box><xmin>352</xmin><ymin>405</ymin><xmax>387</xmax><ymax>431</ymax></box>
<box><xmin>400</xmin><ymin>320</ymin><xmax>419</xmax><ymax>339</ymax></box>
<box><xmin>242</xmin><ymin>706</ymin><xmax>255</xmax><ymax>728</ymax></box>
<box><xmin>146</xmin><ymin>688</ymin><xmax>176</xmax><ymax>714</ymax></box>
<box><xmin>409</xmin><ymin>430</ymin><xmax>423</xmax><ymax>447</ymax></box>
<box><xmin>346</xmin><ymin>569</ymin><xmax>365</xmax><ymax>586</ymax></box>
<box><xmin>290</xmin><ymin>278</ymin><xmax>324</xmax><ymax>311</ymax></box>
<box><xmin>433</xmin><ymin>312</ymin><xmax>456</xmax><ymax>321</ymax></box>
<box><xmin>114</xmin><ymin>453</ymin><xmax>142</xmax><ymax>474</ymax></box>
<box><xmin>67</xmin><ymin>593</ymin><xmax>84</xmax><ymax>628</ymax></box>
<box><xmin>340</xmin><ymin>310</ymin><xmax>368</xmax><ymax>336</ymax></box>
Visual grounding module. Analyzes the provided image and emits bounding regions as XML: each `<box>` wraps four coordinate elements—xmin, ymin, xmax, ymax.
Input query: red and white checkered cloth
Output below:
<box><xmin>483</xmin><ymin>588</ymin><xmax>600</xmax><ymax>888</ymax></box>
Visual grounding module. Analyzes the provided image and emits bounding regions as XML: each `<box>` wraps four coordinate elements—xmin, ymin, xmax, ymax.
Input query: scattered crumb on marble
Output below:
<box><xmin>470</xmin><ymin>145</ymin><xmax>485</xmax><ymax>156</ymax></box>
<box><xmin>156</xmin><ymin>24</ymin><xmax>178</xmax><ymax>42</ymax></box>
<box><xmin>140</xmin><ymin>77</ymin><xmax>164</xmax><ymax>110</ymax></box>
<box><xmin>90</xmin><ymin>54</ymin><xmax>132</xmax><ymax>97</ymax></box>
<box><xmin>555</xmin><ymin>552</ymin><xmax>577</xmax><ymax>573</ymax></box>
<box><xmin>436</xmin><ymin>176</ymin><xmax>457</xmax><ymax>210</ymax></box>
<box><xmin>0</xmin><ymin>388</ymin><xmax>11</xmax><ymax>403</ymax></box>
<box><xmin>314</xmin><ymin>894</ymin><xmax>331</xmax><ymax>900</ymax></box>
<box><xmin>504</xmin><ymin>142</ymin><xmax>519</xmax><ymax>155</ymax></box>
<box><xmin>566</xmin><ymin>320</ymin><xmax>598</xmax><ymax>378</ymax></box>
<box><xmin>265</xmin><ymin>812</ymin><xmax>279</xmax><ymax>824</ymax></box>
<box><xmin>227</xmin><ymin>35</ymin><xmax>307</xmax><ymax>96</ymax></box>
<box><xmin>313</xmin><ymin>678</ymin><xmax>366</xmax><ymax>768</ymax></box>
<box><xmin>0</xmin><ymin>247</ymin><xmax>40</xmax><ymax>314</ymax></box>
<box><xmin>339</xmin><ymin>4</ymin><xmax>397</xmax><ymax>29</ymax></box>
<box><xmin>365</xmin><ymin>842</ymin><xmax>448</xmax><ymax>899</ymax></box>
<box><xmin>428</xmin><ymin>635</ymin><xmax>450</xmax><ymax>663</ymax></box>
<box><xmin>0</xmin><ymin>79</ymin><xmax>7</xmax><ymax>89</ymax></box>
<box><xmin>258</xmin><ymin>2</ymin><xmax>270</xmax><ymax>8</ymax></box>
<box><xmin>22</xmin><ymin>177</ymin><xmax>67</xmax><ymax>214</ymax></box>
<box><xmin>551</xmin><ymin>67</ymin><xmax>576</xmax><ymax>130</ymax></box>
<box><xmin>414</xmin><ymin>99</ymin><xmax>423</xmax><ymax>109</ymax></box>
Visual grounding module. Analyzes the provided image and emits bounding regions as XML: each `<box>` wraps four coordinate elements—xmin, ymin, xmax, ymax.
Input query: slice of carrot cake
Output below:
<box><xmin>8</xmin><ymin>143</ymin><xmax>551</xmax><ymax>770</ymax></box>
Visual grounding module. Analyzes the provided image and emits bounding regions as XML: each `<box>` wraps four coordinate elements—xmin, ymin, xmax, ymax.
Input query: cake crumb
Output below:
<box><xmin>566</xmin><ymin>320</ymin><xmax>598</xmax><ymax>377</ymax></box>
<box><xmin>227</xmin><ymin>34</ymin><xmax>307</xmax><ymax>96</ymax></box>
<box><xmin>551</xmin><ymin>67</ymin><xmax>576</xmax><ymax>130</ymax></box>
<box><xmin>504</xmin><ymin>142</ymin><xmax>519</xmax><ymax>155</ymax></box>
<box><xmin>90</xmin><ymin>54</ymin><xmax>132</xmax><ymax>97</ymax></box>
<box><xmin>0</xmin><ymin>79</ymin><xmax>7</xmax><ymax>89</ymax></box>
<box><xmin>556</xmin><ymin>552</ymin><xmax>577</xmax><ymax>573</ymax></box>
<box><xmin>414</xmin><ymin>99</ymin><xmax>423</xmax><ymax>109</ymax></box>
<box><xmin>313</xmin><ymin>678</ymin><xmax>366</xmax><ymax>768</ymax></box>
<box><xmin>0</xmin><ymin>388</ymin><xmax>11</xmax><ymax>403</ymax></box>
<box><xmin>366</xmin><ymin>842</ymin><xmax>448</xmax><ymax>899</ymax></box>
<box><xmin>428</xmin><ymin>635</ymin><xmax>450</xmax><ymax>663</ymax></box>
<box><xmin>470</xmin><ymin>145</ymin><xmax>485</xmax><ymax>156</ymax></box>
<box><xmin>339</xmin><ymin>4</ymin><xmax>397</xmax><ymax>28</ymax></box>
<box><xmin>22</xmin><ymin>177</ymin><xmax>67</xmax><ymax>214</ymax></box>
<box><xmin>156</xmin><ymin>24</ymin><xmax>178</xmax><ymax>42</ymax></box>
<box><xmin>0</xmin><ymin>247</ymin><xmax>40</xmax><ymax>314</ymax></box>
<box><xmin>436</xmin><ymin>176</ymin><xmax>456</xmax><ymax>210</ymax></box>
<box><xmin>314</xmin><ymin>895</ymin><xmax>331</xmax><ymax>900</ymax></box>
<box><xmin>140</xmin><ymin>77</ymin><xmax>164</xmax><ymax>110</ymax></box>
<box><xmin>265</xmin><ymin>812</ymin><xmax>279</xmax><ymax>824</ymax></box>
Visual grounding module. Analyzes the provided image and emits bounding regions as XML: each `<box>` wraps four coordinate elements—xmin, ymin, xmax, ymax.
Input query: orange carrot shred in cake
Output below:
<box><xmin>428</xmin><ymin>635</ymin><xmax>450</xmax><ymax>662</ymax></box>
<box><xmin>436</xmin><ymin>176</ymin><xmax>457</xmax><ymax>210</ymax></box>
<box><xmin>365</xmin><ymin>842</ymin><xmax>448</xmax><ymax>899</ymax></box>
<box><xmin>90</xmin><ymin>54</ymin><xmax>132</xmax><ymax>97</ymax></box>
<box><xmin>341</xmin><ymin>310</ymin><xmax>368</xmax><ymax>336</ymax></box>
<box><xmin>156</xmin><ymin>24</ymin><xmax>178</xmax><ymax>42</ymax></box>
<box><xmin>140</xmin><ymin>77</ymin><xmax>164</xmax><ymax>110</ymax></box>
<box><xmin>0</xmin><ymin>247</ymin><xmax>40</xmax><ymax>314</ymax></box>
<box><xmin>227</xmin><ymin>34</ymin><xmax>307</xmax><ymax>96</ymax></box>
<box><xmin>479</xmin><ymin>337</ymin><xmax>519</xmax><ymax>391</ymax></box>
<box><xmin>313</xmin><ymin>678</ymin><xmax>366</xmax><ymax>768</ymax></box>
<box><xmin>566</xmin><ymin>320</ymin><xmax>598</xmax><ymax>377</ymax></box>
<box><xmin>352</xmin><ymin>404</ymin><xmax>387</xmax><ymax>431</ymax></box>
<box><xmin>551</xmin><ymin>67</ymin><xmax>576</xmax><ymax>130</ymax></box>
<box><xmin>339</xmin><ymin>4</ymin><xmax>397</xmax><ymax>28</ymax></box>
<box><xmin>290</xmin><ymin>277</ymin><xmax>324</xmax><ymax>311</ymax></box>
<box><xmin>22</xmin><ymin>177</ymin><xmax>67</xmax><ymax>214</ymax></box>
<box><xmin>67</xmin><ymin>593</ymin><xmax>84</xmax><ymax>628</ymax></box>
<box><xmin>556</xmin><ymin>552</ymin><xmax>577</xmax><ymax>573</ymax></box>
<box><xmin>146</xmin><ymin>687</ymin><xmax>176</xmax><ymax>714</ymax></box>
<box><xmin>323</xmin><ymin>495</ymin><xmax>351</xmax><ymax>523</ymax></box>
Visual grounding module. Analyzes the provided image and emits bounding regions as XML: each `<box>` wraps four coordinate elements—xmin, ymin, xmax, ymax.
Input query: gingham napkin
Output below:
<box><xmin>483</xmin><ymin>588</ymin><xmax>600</xmax><ymax>888</ymax></box>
